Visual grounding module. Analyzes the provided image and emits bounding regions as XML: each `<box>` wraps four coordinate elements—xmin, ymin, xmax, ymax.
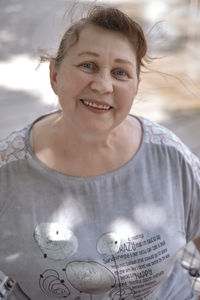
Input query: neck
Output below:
<box><xmin>53</xmin><ymin>112</ymin><xmax>125</xmax><ymax>151</ymax></box>
<box><xmin>32</xmin><ymin>111</ymin><xmax>142</xmax><ymax>177</ymax></box>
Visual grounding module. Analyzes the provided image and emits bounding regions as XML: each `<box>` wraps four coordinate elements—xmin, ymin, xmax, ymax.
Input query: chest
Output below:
<box><xmin>0</xmin><ymin>175</ymin><xmax>186</xmax><ymax>300</ymax></box>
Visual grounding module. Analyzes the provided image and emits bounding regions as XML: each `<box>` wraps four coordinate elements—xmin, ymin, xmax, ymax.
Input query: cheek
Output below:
<box><xmin>118</xmin><ymin>83</ymin><xmax>138</xmax><ymax>105</ymax></box>
<box><xmin>61</xmin><ymin>71</ymin><xmax>90</xmax><ymax>93</ymax></box>
<box><xmin>57</xmin><ymin>75</ymin><xmax>76</xmax><ymax>97</ymax></box>
<box><xmin>128</xmin><ymin>82</ymin><xmax>138</xmax><ymax>101</ymax></box>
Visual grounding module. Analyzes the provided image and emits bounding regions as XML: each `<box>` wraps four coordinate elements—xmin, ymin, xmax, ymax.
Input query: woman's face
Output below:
<box><xmin>50</xmin><ymin>25</ymin><xmax>139</xmax><ymax>138</ymax></box>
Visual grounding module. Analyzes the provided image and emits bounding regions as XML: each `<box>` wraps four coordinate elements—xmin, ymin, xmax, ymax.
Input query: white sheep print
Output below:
<box><xmin>0</xmin><ymin>113</ymin><xmax>199</xmax><ymax>300</ymax></box>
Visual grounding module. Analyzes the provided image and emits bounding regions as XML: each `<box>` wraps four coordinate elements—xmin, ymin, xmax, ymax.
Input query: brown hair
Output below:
<box><xmin>40</xmin><ymin>6</ymin><xmax>148</xmax><ymax>77</ymax></box>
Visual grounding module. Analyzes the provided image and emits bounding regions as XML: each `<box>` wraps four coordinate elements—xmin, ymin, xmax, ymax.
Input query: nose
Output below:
<box><xmin>90</xmin><ymin>71</ymin><xmax>113</xmax><ymax>94</ymax></box>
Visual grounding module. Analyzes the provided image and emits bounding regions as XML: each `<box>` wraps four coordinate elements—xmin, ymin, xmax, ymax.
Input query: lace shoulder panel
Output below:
<box><xmin>0</xmin><ymin>127</ymin><xmax>31</xmax><ymax>168</ymax></box>
<box><xmin>142</xmin><ymin>118</ymin><xmax>200</xmax><ymax>183</ymax></box>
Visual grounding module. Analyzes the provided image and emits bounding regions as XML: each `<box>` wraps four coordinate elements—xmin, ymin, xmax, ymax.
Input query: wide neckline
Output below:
<box><xmin>25</xmin><ymin>111</ymin><xmax>145</xmax><ymax>182</ymax></box>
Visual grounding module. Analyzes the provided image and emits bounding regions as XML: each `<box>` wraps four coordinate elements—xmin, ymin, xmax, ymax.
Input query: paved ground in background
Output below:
<box><xmin>0</xmin><ymin>0</ymin><xmax>60</xmax><ymax>136</ymax></box>
<box><xmin>163</xmin><ymin>110</ymin><xmax>200</xmax><ymax>157</ymax></box>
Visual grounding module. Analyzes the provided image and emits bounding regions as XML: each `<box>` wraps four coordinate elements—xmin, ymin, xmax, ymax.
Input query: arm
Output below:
<box><xmin>194</xmin><ymin>237</ymin><xmax>200</xmax><ymax>252</ymax></box>
<box><xmin>193</xmin><ymin>238</ymin><xmax>200</xmax><ymax>300</ymax></box>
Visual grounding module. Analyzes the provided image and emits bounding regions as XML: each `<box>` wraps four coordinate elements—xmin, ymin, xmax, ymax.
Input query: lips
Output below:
<box><xmin>80</xmin><ymin>99</ymin><xmax>113</xmax><ymax>111</ymax></box>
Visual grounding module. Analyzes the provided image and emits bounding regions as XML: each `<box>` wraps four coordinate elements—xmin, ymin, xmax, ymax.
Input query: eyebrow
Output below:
<box><xmin>115</xmin><ymin>58</ymin><xmax>134</xmax><ymax>67</ymax></box>
<box><xmin>78</xmin><ymin>51</ymin><xmax>99</xmax><ymax>57</ymax></box>
<box><xmin>78</xmin><ymin>51</ymin><xmax>134</xmax><ymax>67</ymax></box>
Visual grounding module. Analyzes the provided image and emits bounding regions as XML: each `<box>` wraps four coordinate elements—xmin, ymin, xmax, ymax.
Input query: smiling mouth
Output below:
<box><xmin>80</xmin><ymin>99</ymin><xmax>113</xmax><ymax>111</ymax></box>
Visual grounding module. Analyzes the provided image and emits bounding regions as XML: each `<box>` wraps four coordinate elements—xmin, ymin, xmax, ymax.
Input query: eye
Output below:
<box><xmin>113</xmin><ymin>69</ymin><xmax>129</xmax><ymax>79</ymax></box>
<box><xmin>82</xmin><ymin>63</ymin><xmax>92</xmax><ymax>69</ymax></box>
<box><xmin>79</xmin><ymin>62</ymin><xmax>97</xmax><ymax>72</ymax></box>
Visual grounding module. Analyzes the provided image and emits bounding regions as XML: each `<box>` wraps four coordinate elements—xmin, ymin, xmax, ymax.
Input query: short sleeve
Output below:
<box><xmin>183</xmin><ymin>151</ymin><xmax>200</xmax><ymax>242</ymax></box>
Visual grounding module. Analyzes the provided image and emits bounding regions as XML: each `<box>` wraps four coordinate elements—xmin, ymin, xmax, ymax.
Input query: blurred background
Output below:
<box><xmin>0</xmin><ymin>0</ymin><xmax>200</xmax><ymax>156</ymax></box>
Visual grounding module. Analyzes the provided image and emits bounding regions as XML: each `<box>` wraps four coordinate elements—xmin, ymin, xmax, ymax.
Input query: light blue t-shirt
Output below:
<box><xmin>0</xmin><ymin>113</ymin><xmax>200</xmax><ymax>300</ymax></box>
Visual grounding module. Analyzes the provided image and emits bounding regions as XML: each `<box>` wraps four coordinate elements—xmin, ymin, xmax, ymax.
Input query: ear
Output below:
<box><xmin>49</xmin><ymin>62</ymin><xmax>58</xmax><ymax>95</ymax></box>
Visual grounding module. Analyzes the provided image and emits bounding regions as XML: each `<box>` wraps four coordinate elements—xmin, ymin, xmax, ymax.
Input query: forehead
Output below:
<box><xmin>68</xmin><ymin>25</ymin><xmax>136</xmax><ymax>62</ymax></box>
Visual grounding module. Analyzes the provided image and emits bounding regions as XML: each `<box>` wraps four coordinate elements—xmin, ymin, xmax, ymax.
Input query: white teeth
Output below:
<box><xmin>82</xmin><ymin>100</ymin><xmax>110</xmax><ymax>110</ymax></box>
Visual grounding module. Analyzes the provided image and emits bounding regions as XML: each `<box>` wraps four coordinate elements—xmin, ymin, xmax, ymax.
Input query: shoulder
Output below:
<box><xmin>141</xmin><ymin>117</ymin><xmax>184</xmax><ymax>147</ymax></box>
<box><xmin>0</xmin><ymin>126</ymin><xmax>31</xmax><ymax>168</ymax></box>
<box><xmin>141</xmin><ymin>116</ymin><xmax>194</xmax><ymax>156</ymax></box>
<box><xmin>140</xmin><ymin>116</ymin><xmax>200</xmax><ymax>181</ymax></box>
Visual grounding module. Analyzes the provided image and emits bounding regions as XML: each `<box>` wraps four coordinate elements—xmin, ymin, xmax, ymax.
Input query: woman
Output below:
<box><xmin>0</xmin><ymin>6</ymin><xmax>200</xmax><ymax>300</ymax></box>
